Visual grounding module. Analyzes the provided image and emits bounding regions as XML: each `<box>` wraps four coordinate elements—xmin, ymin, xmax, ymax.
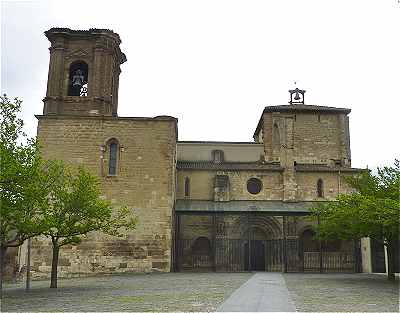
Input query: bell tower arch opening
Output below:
<box><xmin>68</xmin><ymin>61</ymin><xmax>88</xmax><ymax>96</ymax></box>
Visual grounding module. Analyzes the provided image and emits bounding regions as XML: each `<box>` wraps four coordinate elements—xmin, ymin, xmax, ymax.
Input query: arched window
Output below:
<box><xmin>317</xmin><ymin>179</ymin><xmax>324</xmax><ymax>198</ymax></box>
<box><xmin>192</xmin><ymin>237</ymin><xmax>212</xmax><ymax>255</ymax></box>
<box><xmin>107</xmin><ymin>139</ymin><xmax>119</xmax><ymax>175</ymax></box>
<box><xmin>68</xmin><ymin>61</ymin><xmax>88</xmax><ymax>96</ymax></box>
<box><xmin>212</xmin><ymin>150</ymin><xmax>224</xmax><ymax>163</ymax></box>
<box><xmin>184</xmin><ymin>177</ymin><xmax>190</xmax><ymax>197</ymax></box>
<box><xmin>301</xmin><ymin>229</ymin><xmax>319</xmax><ymax>252</ymax></box>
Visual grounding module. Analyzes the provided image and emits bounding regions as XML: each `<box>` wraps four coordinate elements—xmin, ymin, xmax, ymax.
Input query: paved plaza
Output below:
<box><xmin>2</xmin><ymin>273</ymin><xmax>251</xmax><ymax>312</ymax></box>
<box><xmin>284</xmin><ymin>273</ymin><xmax>399</xmax><ymax>312</ymax></box>
<box><xmin>1</xmin><ymin>272</ymin><xmax>399</xmax><ymax>312</ymax></box>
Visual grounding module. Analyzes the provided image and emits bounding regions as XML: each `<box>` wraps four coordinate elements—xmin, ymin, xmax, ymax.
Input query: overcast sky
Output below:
<box><xmin>1</xmin><ymin>0</ymin><xmax>399</xmax><ymax>170</ymax></box>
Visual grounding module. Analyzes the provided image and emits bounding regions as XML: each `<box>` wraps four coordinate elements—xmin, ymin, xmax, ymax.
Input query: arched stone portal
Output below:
<box><xmin>243</xmin><ymin>227</ymin><xmax>268</xmax><ymax>271</ymax></box>
<box><xmin>236</xmin><ymin>216</ymin><xmax>282</xmax><ymax>271</ymax></box>
<box><xmin>235</xmin><ymin>215</ymin><xmax>282</xmax><ymax>240</ymax></box>
<box><xmin>191</xmin><ymin>236</ymin><xmax>213</xmax><ymax>270</ymax></box>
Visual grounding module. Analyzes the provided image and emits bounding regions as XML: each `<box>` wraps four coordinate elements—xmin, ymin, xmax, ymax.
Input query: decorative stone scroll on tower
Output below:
<box><xmin>43</xmin><ymin>28</ymin><xmax>127</xmax><ymax>116</ymax></box>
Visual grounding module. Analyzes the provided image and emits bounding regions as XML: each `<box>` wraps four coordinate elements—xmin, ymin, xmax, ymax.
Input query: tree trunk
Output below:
<box><xmin>50</xmin><ymin>241</ymin><xmax>59</xmax><ymax>288</ymax></box>
<box><xmin>386</xmin><ymin>242</ymin><xmax>395</xmax><ymax>281</ymax></box>
<box><xmin>0</xmin><ymin>244</ymin><xmax>7</xmax><ymax>292</ymax></box>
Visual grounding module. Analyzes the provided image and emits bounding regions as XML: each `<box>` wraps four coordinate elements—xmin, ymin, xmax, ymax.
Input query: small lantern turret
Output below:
<box><xmin>289</xmin><ymin>87</ymin><xmax>306</xmax><ymax>105</ymax></box>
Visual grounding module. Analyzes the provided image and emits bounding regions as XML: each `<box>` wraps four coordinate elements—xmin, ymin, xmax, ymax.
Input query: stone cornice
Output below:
<box><xmin>35</xmin><ymin>114</ymin><xmax>178</xmax><ymax>123</ymax></box>
<box><xmin>253</xmin><ymin>104</ymin><xmax>351</xmax><ymax>138</ymax></box>
<box><xmin>177</xmin><ymin>161</ymin><xmax>283</xmax><ymax>171</ymax></box>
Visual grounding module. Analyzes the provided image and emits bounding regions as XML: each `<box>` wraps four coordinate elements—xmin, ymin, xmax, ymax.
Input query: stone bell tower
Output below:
<box><xmin>43</xmin><ymin>28</ymin><xmax>126</xmax><ymax>116</ymax></box>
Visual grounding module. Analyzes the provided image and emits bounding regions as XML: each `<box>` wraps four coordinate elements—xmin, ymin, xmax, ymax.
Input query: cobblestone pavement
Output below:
<box><xmin>1</xmin><ymin>272</ymin><xmax>252</xmax><ymax>312</ymax></box>
<box><xmin>284</xmin><ymin>273</ymin><xmax>400</xmax><ymax>312</ymax></box>
<box><xmin>3</xmin><ymin>272</ymin><xmax>399</xmax><ymax>312</ymax></box>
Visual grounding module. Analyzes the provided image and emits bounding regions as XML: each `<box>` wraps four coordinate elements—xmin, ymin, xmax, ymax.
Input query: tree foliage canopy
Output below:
<box><xmin>41</xmin><ymin>161</ymin><xmax>137</xmax><ymax>247</ymax></box>
<box><xmin>1</xmin><ymin>94</ymin><xmax>138</xmax><ymax>288</ymax></box>
<box><xmin>311</xmin><ymin>160</ymin><xmax>400</xmax><ymax>244</ymax></box>
<box><xmin>41</xmin><ymin>161</ymin><xmax>138</xmax><ymax>288</ymax></box>
<box><xmin>0</xmin><ymin>95</ymin><xmax>47</xmax><ymax>247</ymax></box>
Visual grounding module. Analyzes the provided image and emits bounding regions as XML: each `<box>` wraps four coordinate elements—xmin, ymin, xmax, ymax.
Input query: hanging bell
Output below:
<box><xmin>294</xmin><ymin>92</ymin><xmax>301</xmax><ymax>100</ymax></box>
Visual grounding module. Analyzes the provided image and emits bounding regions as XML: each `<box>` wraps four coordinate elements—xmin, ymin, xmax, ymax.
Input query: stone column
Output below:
<box><xmin>263</xmin><ymin>113</ymin><xmax>273</xmax><ymax>162</ymax></box>
<box><xmin>361</xmin><ymin>237</ymin><xmax>372</xmax><ymax>273</ymax></box>
<box><xmin>92</xmin><ymin>40</ymin><xmax>105</xmax><ymax>97</ymax></box>
<box><xmin>112</xmin><ymin>67</ymin><xmax>121</xmax><ymax>115</ymax></box>
<box><xmin>338</xmin><ymin>114</ymin><xmax>351</xmax><ymax>166</ymax></box>
<box><xmin>46</xmin><ymin>39</ymin><xmax>65</xmax><ymax>97</ymax></box>
<box><xmin>282</xmin><ymin>117</ymin><xmax>297</xmax><ymax>201</ymax></box>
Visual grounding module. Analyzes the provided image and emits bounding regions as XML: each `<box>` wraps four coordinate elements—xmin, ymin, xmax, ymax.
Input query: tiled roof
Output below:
<box><xmin>177</xmin><ymin>161</ymin><xmax>283</xmax><ymax>171</ymax></box>
<box><xmin>177</xmin><ymin>161</ymin><xmax>363</xmax><ymax>173</ymax></box>
<box><xmin>175</xmin><ymin>199</ymin><xmax>322</xmax><ymax>213</ymax></box>
<box><xmin>263</xmin><ymin>104</ymin><xmax>351</xmax><ymax>114</ymax></box>
<box><xmin>178</xmin><ymin>141</ymin><xmax>261</xmax><ymax>145</ymax></box>
<box><xmin>295</xmin><ymin>164</ymin><xmax>364</xmax><ymax>172</ymax></box>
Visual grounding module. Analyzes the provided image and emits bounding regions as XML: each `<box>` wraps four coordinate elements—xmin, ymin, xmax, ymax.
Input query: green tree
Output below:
<box><xmin>41</xmin><ymin>162</ymin><xmax>137</xmax><ymax>288</ymax></box>
<box><xmin>0</xmin><ymin>95</ymin><xmax>47</xmax><ymax>290</ymax></box>
<box><xmin>311</xmin><ymin>160</ymin><xmax>400</xmax><ymax>281</ymax></box>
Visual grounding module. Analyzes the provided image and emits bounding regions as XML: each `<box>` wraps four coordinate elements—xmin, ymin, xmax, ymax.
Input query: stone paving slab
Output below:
<box><xmin>217</xmin><ymin>272</ymin><xmax>296</xmax><ymax>312</ymax></box>
<box><xmin>284</xmin><ymin>273</ymin><xmax>400</xmax><ymax>312</ymax></box>
<box><xmin>2</xmin><ymin>272</ymin><xmax>252</xmax><ymax>312</ymax></box>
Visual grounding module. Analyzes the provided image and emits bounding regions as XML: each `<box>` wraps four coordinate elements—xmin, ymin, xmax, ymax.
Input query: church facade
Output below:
<box><xmin>17</xmin><ymin>27</ymin><xmax>380</xmax><ymax>278</ymax></box>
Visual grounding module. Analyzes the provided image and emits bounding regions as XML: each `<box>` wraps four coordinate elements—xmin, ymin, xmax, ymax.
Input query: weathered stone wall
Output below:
<box><xmin>32</xmin><ymin>115</ymin><xmax>177</xmax><ymax>278</ymax></box>
<box><xmin>263</xmin><ymin>112</ymin><xmax>350</xmax><ymax>165</ymax></box>
<box><xmin>176</xmin><ymin>170</ymin><xmax>284</xmax><ymax>200</ymax></box>
<box><xmin>177</xmin><ymin>168</ymin><xmax>356</xmax><ymax>202</ymax></box>
<box><xmin>260</xmin><ymin>110</ymin><xmax>354</xmax><ymax>201</ymax></box>
<box><xmin>296</xmin><ymin>172</ymin><xmax>355</xmax><ymax>201</ymax></box>
<box><xmin>292</xmin><ymin>113</ymin><xmax>348</xmax><ymax>164</ymax></box>
<box><xmin>228</xmin><ymin>171</ymin><xmax>283</xmax><ymax>201</ymax></box>
<box><xmin>177</xmin><ymin>142</ymin><xmax>264</xmax><ymax>162</ymax></box>
<box><xmin>180</xmin><ymin>215</ymin><xmax>213</xmax><ymax>240</ymax></box>
<box><xmin>176</xmin><ymin>170</ymin><xmax>214</xmax><ymax>200</ymax></box>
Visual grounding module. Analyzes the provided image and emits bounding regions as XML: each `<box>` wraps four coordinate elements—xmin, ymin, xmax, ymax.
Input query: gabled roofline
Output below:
<box><xmin>263</xmin><ymin>104</ymin><xmax>351</xmax><ymax>114</ymax></box>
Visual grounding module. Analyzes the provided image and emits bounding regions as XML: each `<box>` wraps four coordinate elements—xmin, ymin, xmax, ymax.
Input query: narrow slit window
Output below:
<box><xmin>109</xmin><ymin>142</ymin><xmax>118</xmax><ymax>175</ymax></box>
<box><xmin>317</xmin><ymin>179</ymin><xmax>324</xmax><ymax>198</ymax></box>
<box><xmin>184</xmin><ymin>177</ymin><xmax>190</xmax><ymax>197</ymax></box>
<box><xmin>273</xmin><ymin>124</ymin><xmax>280</xmax><ymax>147</ymax></box>
<box><xmin>212</xmin><ymin>150</ymin><xmax>224</xmax><ymax>163</ymax></box>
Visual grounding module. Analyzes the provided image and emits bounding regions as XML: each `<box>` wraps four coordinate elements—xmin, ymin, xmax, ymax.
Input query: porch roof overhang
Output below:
<box><xmin>175</xmin><ymin>199</ymin><xmax>324</xmax><ymax>215</ymax></box>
